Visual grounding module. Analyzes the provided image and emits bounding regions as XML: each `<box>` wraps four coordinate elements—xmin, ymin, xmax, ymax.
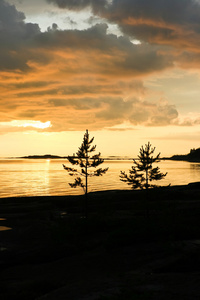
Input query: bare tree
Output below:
<box><xmin>63</xmin><ymin>129</ymin><xmax>108</xmax><ymax>217</ymax></box>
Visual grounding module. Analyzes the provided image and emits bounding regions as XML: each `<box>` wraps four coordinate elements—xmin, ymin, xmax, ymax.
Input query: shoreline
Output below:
<box><xmin>1</xmin><ymin>183</ymin><xmax>200</xmax><ymax>299</ymax></box>
<box><xmin>1</xmin><ymin>180</ymin><xmax>200</xmax><ymax>200</ymax></box>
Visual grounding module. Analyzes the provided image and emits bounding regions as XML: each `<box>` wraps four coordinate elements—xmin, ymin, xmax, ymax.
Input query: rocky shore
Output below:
<box><xmin>1</xmin><ymin>184</ymin><xmax>200</xmax><ymax>299</ymax></box>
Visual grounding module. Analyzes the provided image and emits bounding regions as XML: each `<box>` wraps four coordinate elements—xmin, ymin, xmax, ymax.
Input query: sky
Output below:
<box><xmin>1</xmin><ymin>0</ymin><xmax>200</xmax><ymax>157</ymax></box>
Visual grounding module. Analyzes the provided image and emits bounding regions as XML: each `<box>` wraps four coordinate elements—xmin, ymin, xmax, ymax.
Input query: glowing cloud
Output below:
<box><xmin>0</xmin><ymin>120</ymin><xmax>52</xmax><ymax>130</ymax></box>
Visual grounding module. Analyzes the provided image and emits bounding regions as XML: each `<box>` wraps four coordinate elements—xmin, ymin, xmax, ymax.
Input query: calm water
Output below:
<box><xmin>0</xmin><ymin>159</ymin><xmax>200</xmax><ymax>198</ymax></box>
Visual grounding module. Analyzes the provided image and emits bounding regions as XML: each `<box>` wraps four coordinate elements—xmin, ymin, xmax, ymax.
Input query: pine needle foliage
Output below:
<box><xmin>120</xmin><ymin>142</ymin><xmax>167</xmax><ymax>190</ymax></box>
<box><xmin>63</xmin><ymin>130</ymin><xmax>108</xmax><ymax>217</ymax></box>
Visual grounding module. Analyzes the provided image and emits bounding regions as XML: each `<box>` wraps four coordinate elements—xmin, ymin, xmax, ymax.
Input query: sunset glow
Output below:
<box><xmin>0</xmin><ymin>120</ymin><xmax>52</xmax><ymax>129</ymax></box>
<box><xmin>1</xmin><ymin>0</ymin><xmax>200</xmax><ymax>158</ymax></box>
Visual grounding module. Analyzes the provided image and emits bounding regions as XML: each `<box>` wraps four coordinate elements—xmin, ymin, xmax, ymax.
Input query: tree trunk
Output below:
<box><xmin>85</xmin><ymin>153</ymin><xmax>88</xmax><ymax>218</ymax></box>
<box><xmin>145</xmin><ymin>169</ymin><xmax>149</xmax><ymax>217</ymax></box>
<box><xmin>145</xmin><ymin>169</ymin><xmax>148</xmax><ymax>189</ymax></box>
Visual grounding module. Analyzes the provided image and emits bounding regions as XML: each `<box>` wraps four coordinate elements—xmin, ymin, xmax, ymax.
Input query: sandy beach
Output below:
<box><xmin>1</xmin><ymin>184</ymin><xmax>200</xmax><ymax>299</ymax></box>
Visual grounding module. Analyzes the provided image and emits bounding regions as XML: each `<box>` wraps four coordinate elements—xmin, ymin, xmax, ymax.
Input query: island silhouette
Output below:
<box><xmin>20</xmin><ymin>154</ymin><xmax>68</xmax><ymax>159</ymax></box>
<box><xmin>164</xmin><ymin>147</ymin><xmax>200</xmax><ymax>162</ymax></box>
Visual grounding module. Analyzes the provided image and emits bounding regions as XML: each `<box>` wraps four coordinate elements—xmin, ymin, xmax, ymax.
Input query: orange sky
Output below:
<box><xmin>1</xmin><ymin>0</ymin><xmax>200</xmax><ymax>157</ymax></box>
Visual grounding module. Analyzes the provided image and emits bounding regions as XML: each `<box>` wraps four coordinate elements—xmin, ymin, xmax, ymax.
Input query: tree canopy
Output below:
<box><xmin>63</xmin><ymin>130</ymin><xmax>108</xmax><ymax>217</ymax></box>
<box><xmin>120</xmin><ymin>142</ymin><xmax>167</xmax><ymax>190</ymax></box>
<box><xmin>63</xmin><ymin>129</ymin><xmax>108</xmax><ymax>192</ymax></box>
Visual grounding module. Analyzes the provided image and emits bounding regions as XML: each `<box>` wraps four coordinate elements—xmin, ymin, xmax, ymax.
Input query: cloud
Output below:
<box><xmin>47</xmin><ymin>96</ymin><xmax>179</xmax><ymax>130</ymax></box>
<box><xmin>0</xmin><ymin>0</ymin><xmax>173</xmax><ymax>75</ymax></box>
<box><xmin>172</xmin><ymin>113</ymin><xmax>200</xmax><ymax>126</ymax></box>
<box><xmin>33</xmin><ymin>23</ymin><xmax>173</xmax><ymax>78</ymax></box>
<box><xmin>0</xmin><ymin>0</ymin><xmax>195</xmax><ymax>133</ymax></box>
<box><xmin>0</xmin><ymin>120</ymin><xmax>51</xmax><ymax>135</ymax></box>
<box><xmin>148</xmin><ymin>103</ymin><xmax>178</xmax><ymax>126</ymax></box>
<box><xmin>47</xmin><ymin>0</ymin><xmax>200</xmax><ymax>57</ymax></box>
<box><xmin>46</xmin><ymin>0</ymin><xmax>109</xmax><ymax>13</ymax></box>
<box><xmin>104</xmin><ymin>0</ymin><xmax>200</xmax><ymax>52</ymax></box>
<box><xmin>0</xmin><ymin>0</ymin><xmax>40</xmax><ymax>71</ymax></box>
<box><xmin>0</xmin><ymin>120</ymin><xmax>51</xmax><ymax>129</ymax></box>
<box><xmin>0</xmin><ymin>3</ymin><xmax>38</xmax><ymax>36</ymax></box>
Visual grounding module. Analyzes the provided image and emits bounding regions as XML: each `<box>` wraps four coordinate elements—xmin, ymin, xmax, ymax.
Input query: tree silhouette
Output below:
<box><xmin>120</xmin><ymin>142</ymin><xmax>167</xmax><ymax>190</ymax></box>
<box><xmin>63</xmin><ymin>129</ymin><xmax>108</xmax><ymax>217</ymax></box>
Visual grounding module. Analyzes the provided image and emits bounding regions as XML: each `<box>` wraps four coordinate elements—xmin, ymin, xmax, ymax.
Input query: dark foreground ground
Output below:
<box><xmin>1</xmin><ymin>183</ymin><xmax>200</xmax><ymax>299</ymax></box>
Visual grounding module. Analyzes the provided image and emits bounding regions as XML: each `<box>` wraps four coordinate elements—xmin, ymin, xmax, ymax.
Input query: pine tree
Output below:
<box><xmin>120</xmin><ymin>142</ymin><xmax>167</xmax><ymax>190</ymax></box>
<box><xmin>63</xmin><ymin>129</ymin><xmax>108</xmax><ymax>217</ymax></box>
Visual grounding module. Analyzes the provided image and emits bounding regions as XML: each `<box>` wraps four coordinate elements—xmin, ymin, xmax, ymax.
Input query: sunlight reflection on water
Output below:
<box><xmin>0</xmin><ymin>217</ymin><xmax>12</xmax><ymax>231</ymax></box>
<box><xmin>0</xmin><ymin>159</ymin><xmax>200</xmax><ymax>198</ymax></box>
<box><xmin>0</xmin><ymin>226</ymin><xmax>12</xmax><ymax>231</ymax></box>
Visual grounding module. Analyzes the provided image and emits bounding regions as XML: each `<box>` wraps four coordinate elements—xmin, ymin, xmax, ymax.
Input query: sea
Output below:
<box><xmin>0</xmin><ymin>158</ymin><xmax>200</xmax><ymax>198</ymax></box>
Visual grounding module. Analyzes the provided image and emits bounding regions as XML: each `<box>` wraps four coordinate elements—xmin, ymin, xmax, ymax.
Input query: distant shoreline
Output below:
<box><xmin>3</xmin><ymin>148</ymin><xmax>200</xmax><ymax>162</ymax></box>
<box><xmin>20</xmin><ymin>154</ymin><xmax>67</xmax><ymax>159</ymax></box>
<box><xmin>7</xmin><ymin>154</ymin><xmax>133</xmax><ymax>160</ymax></box>
<box><xmin>162</xmin><ymin>157</ymin><xmax>200</xmax><ymax>162</ymax></box>
<box><xmin>162</xmin><ymin>147</ymin><xmax>200</xmax><ymax>162</ymax></box>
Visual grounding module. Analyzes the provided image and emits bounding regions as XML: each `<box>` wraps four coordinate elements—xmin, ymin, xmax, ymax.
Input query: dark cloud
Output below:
<box><xmin>104</xmin><ymin>0</ymin><xmax>200</xmax><ymax>51</ymax></box>
<box><xmin>47</xmin><ymin>0</ymin><xmax>200</xmax><ymax>52</ymax></box>
<box><xmin>34</xmin><ymin>23</ymin><xmax>173</xmax><ymax>76</ymax></box>
<box><xmin>0</xmin><ymin>0</ymin><xmax>40</xmax><ymax>70</ymax></box>
<box><xmin>0</xmin><ymin>1</ymin><xmax>172</xmax><ymax>75</ymax></box>
<box><xmin>46</xmin><ymin>0</ymin><xmax>108</xmax><ymax>13</ymax></box>
<box><xmin>0</xmin><ymin>50</ymin><xmax>30</xmax><ymax>71</ymax></box>
<box><xmin>47</xmin><ymin>23</ymin><xmax>58</xmax><ymax>31</ymax></box>
<box><xmin>105</xmin><ymin>0</ymin><xmax>200</xmax><ymax>25</ymax></box>
<box><xmin>0</xmin><ymin>1</ymin><xmax>40</xmax><ymax>43</ymax></box>
<box><xmin>46</xmin><ymin>0</ymin><xmax>200</xmax><ymax>27</ymax></box>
